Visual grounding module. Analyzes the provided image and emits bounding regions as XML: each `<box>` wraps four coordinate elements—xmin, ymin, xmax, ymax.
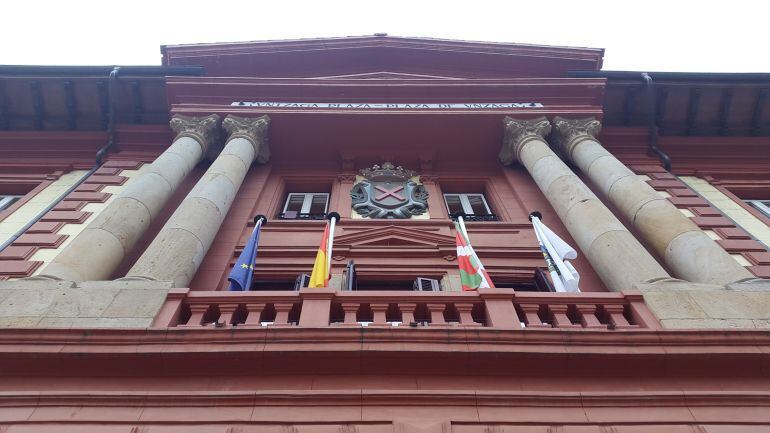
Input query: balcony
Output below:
<box><xmin>153</xmin><ymin>289</ymin><xmax>660</xmax><ymax>330</ymax></box>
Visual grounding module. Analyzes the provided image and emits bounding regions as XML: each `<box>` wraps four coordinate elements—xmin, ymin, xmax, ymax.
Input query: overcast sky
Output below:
<box><xmin>3</xmin><ymin>0</ymin><xmax>768</xmax><ymax>72</ymax></box>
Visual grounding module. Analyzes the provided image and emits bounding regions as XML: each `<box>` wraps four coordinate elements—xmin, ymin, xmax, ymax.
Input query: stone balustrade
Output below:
<box><xmin>153</xmin><ymin>288</ymin><xmax>660</xmax><ymax>330</ymax></box>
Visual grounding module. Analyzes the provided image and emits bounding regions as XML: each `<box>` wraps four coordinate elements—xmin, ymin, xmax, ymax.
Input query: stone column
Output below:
<box><xmin>500</xmin><ymin>116</ymin><xmax>670</xmax><ymax>292</ymax></box>
<box><xmin>125</xmin><ymin>115</ymin><xmax>270</xmax><ymax>287</ymax></box>
<box><xmin>551</xmin><ymin>117</ymin><xmax>752</xmax><ymax>285</ymax></box>
<box><xmin>38</xmin><ymin>114</ymin><xmax>219</xmax><ymax>282</ymax></box>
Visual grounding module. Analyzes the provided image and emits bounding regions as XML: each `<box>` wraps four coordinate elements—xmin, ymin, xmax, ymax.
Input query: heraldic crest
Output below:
<box><xmin>351</xmin><ymin>162</ymin><xmax>429</xmax><ymax>219</ymax></box>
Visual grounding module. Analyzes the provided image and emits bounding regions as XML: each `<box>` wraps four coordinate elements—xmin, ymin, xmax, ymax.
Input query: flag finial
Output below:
<box><xmin>528</xmin><ymin>211</ymin><xmax>542</xmax><ymax>221</ymax></box>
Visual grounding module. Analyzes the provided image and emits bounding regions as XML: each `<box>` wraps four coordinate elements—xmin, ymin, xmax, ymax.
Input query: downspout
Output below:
<box><xmin>641</xmin><ymin>72</ymin><xmax>672</xmax><ymax>171</ymax></box>
<box><xmin>0</xmin><ymin>67</ymin><xmax>121</xmax><ymax>253</ymax></box>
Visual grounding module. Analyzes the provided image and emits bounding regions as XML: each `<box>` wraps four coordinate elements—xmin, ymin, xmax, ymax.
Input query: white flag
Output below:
<box><xmin>531</xmin><ymin>216</ymin><xmax>580</xmax><ymax>293</ymax></box>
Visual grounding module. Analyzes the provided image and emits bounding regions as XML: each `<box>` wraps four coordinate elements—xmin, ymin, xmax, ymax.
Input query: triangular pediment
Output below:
<box><xmin>163</xmin><ymin>35</ymin><xmax>604</xmax><ymax>79</ymax></box>
<box><xmin>313</xmin><ymin>71</ymin><xmax>461</xmax><ymax>80</ymax></box>
<box><xmin>334</xmin><ymin>225</ymin><xmax>455</xmax><ymax>249</ymax></box>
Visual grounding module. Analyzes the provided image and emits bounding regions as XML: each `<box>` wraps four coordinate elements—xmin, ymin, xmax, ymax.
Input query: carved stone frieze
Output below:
<box><xmin>550</xmin><ymin>116</ymin><xmax>602</xmax><ymax>161</ymax></box>
<box><xmin>500</xmin><ymin>116</ymin><xmax>552</xmax><ymax>165</ymax></box>
<box><xmin>222</xmin><ymin>114</ymin><xmax>271</xmax><ymax>163</ymax></box>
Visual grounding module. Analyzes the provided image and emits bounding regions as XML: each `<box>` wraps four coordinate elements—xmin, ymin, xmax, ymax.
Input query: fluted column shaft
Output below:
<box><xmin>126</xmin><ymin>115</ymin><xmax>270</xmax><ymax>287</ymax></box>
<box><xmin>500</xmin><ymin>117</ymin><xmax>670</xmax><ymax>292</ymax></box>
<box><xmin>551</xmin><ymin>117</ymin><xmax>752</xmax><ymax>284</ymax></box>
<box><xmin>39</xmin><ymin>114</ymin><xmax>219</xmax><ymax>282</ymax></box>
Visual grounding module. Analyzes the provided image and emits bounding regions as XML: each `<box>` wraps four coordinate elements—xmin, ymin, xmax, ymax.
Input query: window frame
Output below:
<box><xmin>282</xmin><ymin>192</ymin><xmax>330</xmax><ymax>215</ymax></box>
<box><xmin>443</xmin><ymin>193</ymin><xmax>492</xmax><ymax>216</ymax></box>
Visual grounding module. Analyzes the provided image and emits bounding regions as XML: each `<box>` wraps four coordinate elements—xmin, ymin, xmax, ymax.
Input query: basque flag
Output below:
<box><xmin>454</xmin><ymin>216</ymin><xmax>495</xmax><ymax>291</ymax></box>
<box><xmin>228</xmin><ymin>215</ymin><xmax>266</xmax><ymax>291</ymax></box>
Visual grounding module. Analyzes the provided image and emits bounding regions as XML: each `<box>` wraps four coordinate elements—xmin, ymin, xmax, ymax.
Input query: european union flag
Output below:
<box><xmin>228</xmin><ymin>216</ymin><xmax>266</xmax><ymax>291</ymax></box>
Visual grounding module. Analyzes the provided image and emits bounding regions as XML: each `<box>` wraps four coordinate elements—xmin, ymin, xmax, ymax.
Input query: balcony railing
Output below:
<box><xmin>153</xmin><ymin>289</ymin><xmax>660</xmax><ymax>330</ymax></box>
<box><xmin>277</xmin><ymin>212</ymin><xmax>327</xmax><ymax>220</ymax></box>
<box><xmin>449</xmin><ymin>212</ymin><xmax>499</xmax><ymax>222</ymax></box>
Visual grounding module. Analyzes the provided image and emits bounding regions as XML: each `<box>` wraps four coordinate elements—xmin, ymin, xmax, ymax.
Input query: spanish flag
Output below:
<box><xmin>308</xmin><ymin>221</ymin><xmax>331</xmax><ymax>288</ymax></box>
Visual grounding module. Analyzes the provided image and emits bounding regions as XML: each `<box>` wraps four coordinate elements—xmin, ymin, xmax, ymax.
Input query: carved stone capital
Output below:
<box><xmin>222</xmin><ymin>115</ymin><xmax>271</xmax><ymax>163</ymax></box>
<box><xmin>551</xmin><ymin>116</ymin><xmax>602</xmax><ymax>161</ymax></box>
<box><xmin>500</xmin><ymin>116</ymin><xmax>552</xmax><ymax>165</ymax></box>
<box><xmin>169</xmin><ymin>114</ymin><xmax>220</xmax><ymax>154</ymax></box>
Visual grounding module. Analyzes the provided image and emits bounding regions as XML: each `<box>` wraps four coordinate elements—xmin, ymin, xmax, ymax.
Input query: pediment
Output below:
<box><xmin>334</xmin><ymin>225</ymin><xmax>455</xmax><ymax>249</ymax></box>
<box><xmin>164</xmin><ymin>35</ymin><xmax>604</xmax><ymax>79</ymax></box>
<box><xmin>313</xmin><ymin>71</ymin><xmax>460</xmax><ymax>80</ymax></box>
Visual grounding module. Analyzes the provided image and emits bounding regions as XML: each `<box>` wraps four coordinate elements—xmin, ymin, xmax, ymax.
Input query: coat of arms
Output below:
<box><xmin>351</xmin><ymin>162</ymin><xmax>429</xmax><ymax>219</ymax></box>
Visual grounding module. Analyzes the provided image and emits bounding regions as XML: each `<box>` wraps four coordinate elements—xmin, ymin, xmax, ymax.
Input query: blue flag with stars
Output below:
<box><xmin>228</xmin><ymin>218</ymin><xmax>264</xmax><ymax>291</ymax></box>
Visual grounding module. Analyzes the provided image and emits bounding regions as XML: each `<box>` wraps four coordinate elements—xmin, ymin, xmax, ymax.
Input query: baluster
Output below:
<box><xmin>603</xmin><ymin>305</ymin><xmax>638</xmax><ymax>329</ymax></box>
<box><xmin>575</xmin><ymin>304</ymin><xmax>605</xmax><ymax>329</ymax></box>
<box><xmin>371</xmin><ymin>303</ymin><xmax>389</xmax><ymax>326</ymax></box>
<box><xmin>217</xmin><ymin>303</ymin><xmax>239</xmax><ymax>327</ymax></box>
<box><xmin>427</xmin><ymin>303</ymin><xmax>447</xmax><ymax>326</ymax></box>
<box><xmin>455</xmin><ymin>303</ymin><xmax>480</xmax><ymax>326</ymax></box>
<box><xmin>273</xmin><ymin>302</ymin><xmax>295</xmax><ymax>326</ymax></box>
<box><xmin>243</xmin><ymin>302</ymin><xmax>266</xmax><ymax>326</ymax></box>
<box><xmin>548</xmin><ymin>305</ymin><xmax>580</xmax><ymax>329</ymax></box>
<box><xmin>399</xmin><ymin>303</ymin><xmax>416</xmax><ymax>325</ymax></box>
<box><xmin>342</xmin><ymin>302</ymin><xmax>360</xmax><ymax>325</ymax></box>
<box><xmin>519</xmin><ymin>303</ymin><xmax>551</xmax><ymax>328</ymax></box>
<box><xmin>182</xmin><ymin>304</ymin><xmax>210</xmax><ymax>327</ymax></box>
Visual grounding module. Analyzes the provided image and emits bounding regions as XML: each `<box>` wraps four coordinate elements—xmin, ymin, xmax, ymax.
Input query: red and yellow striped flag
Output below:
<box><xmin>308</xmin><ymin>221</ymin><xmax>331</xmax><ymax>288</ymax></box>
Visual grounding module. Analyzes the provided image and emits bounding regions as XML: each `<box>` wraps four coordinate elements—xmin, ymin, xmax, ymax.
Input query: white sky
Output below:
<box><xmin>3</xmin><ymin>0</ymin><xmax>769</xmax><ymax>72</ymax></box>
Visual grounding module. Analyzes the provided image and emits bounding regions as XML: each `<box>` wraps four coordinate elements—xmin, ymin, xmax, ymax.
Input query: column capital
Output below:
<box><xmin>500</xmin><ymin>116</ymin><xmax>552</xmax><ymax>165</ymax></box>
<box><xmin>223</xmin><ymin>115</ymin><xmax>271</xmax><ymax>163</ymax></box>
<box><xmin>169</xmin><ymin>114</ymin><xmax>220</xmax><ymax>153</ymax></box>
<box><xmin>551</xmin><ymin>116</ymin><xmax>602</xmax><ymax>161</ymax></box>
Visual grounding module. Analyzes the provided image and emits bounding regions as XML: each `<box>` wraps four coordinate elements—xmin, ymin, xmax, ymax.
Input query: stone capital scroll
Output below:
<box><xmin>499</xmin><ymin>116</ymin><xmax>552</xmax><ymax>165</ymax></box>
<box><xmin>550</xmin><ymin>116</ymin><xmax>602</xmax><ymax>162</ymax></box>
<box><xmin>169</xmin><ymin>114</ymin><xmax>220</xmax><ymax>155</ymax></box>
<box><xmin>222</xmin><ymin>114</ymin><xmax>271</xmax><ymax>163</ymax></box>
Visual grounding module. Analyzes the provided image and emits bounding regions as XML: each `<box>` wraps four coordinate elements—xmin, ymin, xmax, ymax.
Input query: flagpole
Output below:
<box><xmin>326</xmin><ymin>212</ymin><xmax>341</xmax><ymax>283</ymax></box>
<box><xmin>245</xmin><ymin>214</ymin><xmax>267</xmax><ymax>291</ymax></box>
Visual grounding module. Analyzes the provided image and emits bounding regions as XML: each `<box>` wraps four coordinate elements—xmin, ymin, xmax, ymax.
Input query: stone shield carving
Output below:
<box><xmin>351</xmin><ymin>162</ymin><xmax>429</xmax><ymax>219</ymax></box>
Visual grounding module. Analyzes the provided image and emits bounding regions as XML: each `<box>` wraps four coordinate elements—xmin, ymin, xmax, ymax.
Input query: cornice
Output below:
<box><xmin>0</xmin><ymin>326</ymin><xmax>768</xmax><ymax>351</ymax></box>
<box><xmin>0</xmin><ymin>390</ymin><xmax>768</xmax><ymax>409</ymax></box>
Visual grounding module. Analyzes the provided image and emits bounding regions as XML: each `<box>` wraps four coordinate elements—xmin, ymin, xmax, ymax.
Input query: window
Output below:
<box><xmin>443</xmin><ymin>193</ymin><xmax>497</xmax><ymax>221</ymax></box>
<box><xmin>279</xmin><ymin>193</ymin><xmax>329</xmax><ymax>220</ymax></box>
<box><xmin>0</xmin><ymin>195</ymin><xmax>22</xmax><ymax>212</ymax></box>
<box><xmin>746</xmin><ymin>200</ymin><xmax>770</xmax><ymax>218</ymax></box>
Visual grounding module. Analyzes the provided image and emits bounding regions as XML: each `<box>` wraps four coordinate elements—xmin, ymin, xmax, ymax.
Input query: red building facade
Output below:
<box><xmin>1</xmin><ymin>36</ymin><xmax>770</xmax><ymax>432</ymax></box>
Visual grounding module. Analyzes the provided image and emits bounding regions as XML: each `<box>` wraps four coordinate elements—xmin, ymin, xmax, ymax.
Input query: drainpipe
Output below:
<box><xmin>641</xmin><ymin>72</ymin><xmax>672</xmax><ymax>171</ymax></box>
<box><xmin>0</xmin><ymin>67</ymin><xmax>121</xmax><ymax>253</ymax></box>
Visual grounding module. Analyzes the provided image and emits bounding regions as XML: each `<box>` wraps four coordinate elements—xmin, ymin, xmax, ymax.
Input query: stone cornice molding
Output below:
<box><xmin>551</xmin><ymin>116</ymin><xmax>602</xmax><ymax>162</ymax></box>
<box><xmin>222</xmin><ymin>114</ymin><xmax>271</xmax><ymax>163</ymax></box>
<box><xmin>169</xmin><ymin>114</ymin><xmax>220</xmax><ymax>154</ymax></box>
<box><xmin>500</xmin><ymin>116</ymin><xmax>552</xmax><ymax>165</ymax></box>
